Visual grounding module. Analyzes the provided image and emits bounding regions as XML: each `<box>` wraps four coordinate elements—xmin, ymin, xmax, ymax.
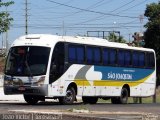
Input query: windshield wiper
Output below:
<box><xmin>25</xmin><ymin>60</ymin><xmax>32</xmax><ymax>77</ymax></box>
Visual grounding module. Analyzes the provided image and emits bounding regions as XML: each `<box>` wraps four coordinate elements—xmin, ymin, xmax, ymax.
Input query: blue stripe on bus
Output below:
<box><xmin>94</xmin><ymin>66</ymin><xmax>154</xmax><ymax>81</ymax></box>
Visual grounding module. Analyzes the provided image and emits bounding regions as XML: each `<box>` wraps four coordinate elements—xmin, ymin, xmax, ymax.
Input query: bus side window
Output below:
<box><xmin>103</xmin><ymin>48</ymin><xmax>109</xmax><ymax>65</ymax></box>
<box><xmin>94</xmin><ymin>47</ymin><xmax>101</xmax><ymax>64</ymax></box>
<box><xmin>150</xmin><ymin>53</ymin><xmax>155</xmax><ymax>68</ymax></box>
<box><xmin>68</xmin><ymin>44</ymin><xmax>84</xmax><ymax>64</ymax></box>
<box><xmin>124</xmin><ymin>50</ymin><xmax>131</xmax><ymax>66</ymax></box>
<box><xmin>86</xmin><ymin>46</ymin><xmax>101</xmax><ymax>65</ymax></box>
<box><xmin>146</xmin><ymin>52</ymin><xmax>155</xmax><ymax>69</ymax></box>
<box><xmin>139</xmin><ymin>52</ymin><xmax>145</xmax><ymax>67</ymax></box>
<box><xmin>118</xmin><ymin>49</ymin><xmax>125</xmax><ymax>66</ymax></box>
<box><xmin>109</xmin><ymin>49</ymin><xmax>117</xmax><ymax>65</ymax></box>
<box><xmin>133</xmin><ymin>51</ymin><xmax>139</xmax><ymax>67</ymax></box>
<box><xmin>68</xmin><ymin>45</ymin><xmax>76</xmax><ymax>63</ymax></box>
<box><xmin>77</xmin><ymin>46</ymin><xmax>85</xmax><ymax>64</ymax></box>
<box><xmin>87</xmin><ymin>47</ymin><xmax>93</xmax><ymax>64</ymax></box>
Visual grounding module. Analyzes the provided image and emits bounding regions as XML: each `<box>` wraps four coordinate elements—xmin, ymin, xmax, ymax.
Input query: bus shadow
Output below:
<box><xmin>0</xmin><ymin>101</ymin><xmax>85</xmax><ymax>106</ymax></box>
<box><xmin>0</xmin><ymin>101</ymin><xmax>159</xmax><ymax>106</ymax></box>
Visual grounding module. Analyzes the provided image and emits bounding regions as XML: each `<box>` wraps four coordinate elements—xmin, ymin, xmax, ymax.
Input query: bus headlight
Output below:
<box><xmin>4</xmin><ymin>80</ymin><xmax>13</xmax><ymax>86</ymax></box>
<box><xmin>36</xmin><ymin>76</ymin><xmax>45</xmax><ymax>87</ymax></box>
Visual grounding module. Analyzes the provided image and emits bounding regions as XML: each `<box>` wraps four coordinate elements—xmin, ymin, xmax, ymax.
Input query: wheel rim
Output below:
<box><xmin>121</xmin><ymin>89</ymin><xmax>128</xmax><ymax>102</ymax></box>
<box><xmin>65</xmin><ymin>90</ymin><xmax>73</xmax><ymax>103</ymax></box>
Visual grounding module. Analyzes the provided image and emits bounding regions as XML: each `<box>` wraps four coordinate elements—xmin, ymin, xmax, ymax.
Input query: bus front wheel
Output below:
<box><xmin>23</xmin><ymin>95</ymin><xmax>39</xmax><ymax>105</ymax></box>
<box><xmin>59</xmin><ymin>87</ymin><xmax>76</xmax><ymax>105</ymax></box>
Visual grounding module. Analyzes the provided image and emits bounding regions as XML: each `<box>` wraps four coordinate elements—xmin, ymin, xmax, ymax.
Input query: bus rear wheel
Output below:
<box><xmin>23</xmin><ymin>95</ymin><xmax>39</xmax><ymax>105</ymax></box>
<box><xmin>82</xmin><ymin>97</ymin><xmax>98</xmax><ymax>104</ymax></box>
<box><xmin>119</xmin><ymin>87</ymin><xmax>128</xmax><ymax>104</ymax></box>
<box><xmin>111</xmin><ymin>88</ymin><xmax>129</xmax><ymax>104</ymax></box>
<box><xmin>59</xmin><ymin>87</ymin><xmax>76</xmax><ymax>105</ymax></box>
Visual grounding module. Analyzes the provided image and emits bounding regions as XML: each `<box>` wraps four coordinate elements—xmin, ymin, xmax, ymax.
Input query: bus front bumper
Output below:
<box><xmin>4</xmin><ymin>85</ymin><xmax>48</xmax><ymax>96</ymax></box>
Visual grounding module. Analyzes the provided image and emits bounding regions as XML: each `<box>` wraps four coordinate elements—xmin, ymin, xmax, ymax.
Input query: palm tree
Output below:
<box><xmin>107</xmin><ymin>32</ymin><xmax>126</xmax><ymax>43</ymax></box>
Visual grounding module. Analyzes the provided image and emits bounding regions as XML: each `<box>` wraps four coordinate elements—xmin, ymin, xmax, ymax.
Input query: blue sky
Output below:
<box><xmin>0</xmin><ymin>0</ymin><xmax>159</xmax><ymax>47</ymax></box>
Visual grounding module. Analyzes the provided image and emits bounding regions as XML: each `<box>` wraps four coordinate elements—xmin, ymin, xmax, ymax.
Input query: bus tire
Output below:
<box><xmin>82</xmin><ymin>97</ymin><xmax>98</xmax><ymax>104</ymax></box>
<box><xmin>23</xmin><ymin>95</ymin><xmax>39</xmax><ymax>105</ymax></box>
<box><xmin>59</xmin><ymin>87</ymin><xmax>76</xmax><ymax>105</ymax></box>
<box><xmin>119</xmin><ymin>87</ymin><xmax>128</xmax><ymax>104</ymax></box>
<box><xmin>89</xmin><ymin>97</ymin><xmax>98</xmax><ymax>104</ymax></box>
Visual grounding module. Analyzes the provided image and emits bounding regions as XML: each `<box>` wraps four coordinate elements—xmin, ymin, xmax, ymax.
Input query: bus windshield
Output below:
<box><xmin>5</xmin><ymin>46</ymin><xmax>50</xmax><ymax>76</ymax></box>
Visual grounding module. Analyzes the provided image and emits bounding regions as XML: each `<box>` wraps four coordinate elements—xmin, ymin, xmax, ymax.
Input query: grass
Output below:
<box><xmin>67</xmin><ymin>105</ymin><xmax>89</xmax><ymax>112</ymax></box>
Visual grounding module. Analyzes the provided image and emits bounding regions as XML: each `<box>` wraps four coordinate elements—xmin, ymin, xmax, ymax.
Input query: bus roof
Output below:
<box><xmin>12</xmin><ymin>34</ymin><xmax>154</xmax><ymax>52</ymax></box>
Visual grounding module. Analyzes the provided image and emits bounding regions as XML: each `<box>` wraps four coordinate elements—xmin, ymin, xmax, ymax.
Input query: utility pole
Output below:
<box><xmin>129</xmin><ymin>33</ymin><xmax>131</xmax><ymax>44</ymax></box>
<box><xmin>139</xmin><ymin>15</ymin><xmax>144</xmax><ymax>33</ymax></box>
<box><xmin>25</xmin><ymin>0</ymin><xmax>28</xmax><ymax>35</ymax></box>
<box><xmin>5</xmin><ymin>5</ymin><xmax>8</xmax><ymax>55</ymax></box>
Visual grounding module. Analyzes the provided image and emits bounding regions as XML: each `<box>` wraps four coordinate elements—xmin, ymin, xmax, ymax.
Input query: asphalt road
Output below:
<box><xmin>0</xmin><ymin>101</ymin><xmax>160</xmax><ymax>120</ymax></box>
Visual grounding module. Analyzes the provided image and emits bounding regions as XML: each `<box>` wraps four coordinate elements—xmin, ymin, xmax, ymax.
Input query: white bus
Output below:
<box><xmin>4</xmin><ymin>34</ymin><xmax>156</xmax><ymax>105</ymax></box>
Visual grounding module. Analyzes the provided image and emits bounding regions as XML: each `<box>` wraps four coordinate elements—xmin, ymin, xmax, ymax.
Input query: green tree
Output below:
<box><xmin>107</xmin><ymin>32</ymin><xmax>126</xmax><ymax>43</ymax></box>
<box><xmin>144</xmin><ymin>2</ymin><xmax>160</xmax><ymax>85</ymax></box>
<box><xmin>0</xmin><ymin>1</ymin><xmax>14</xmax><ymax>33</ymax></box>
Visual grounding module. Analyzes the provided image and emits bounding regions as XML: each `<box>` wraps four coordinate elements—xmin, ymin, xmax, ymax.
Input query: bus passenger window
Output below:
<box><xmin>103</xmin><ymin>48</ymin><xmax>109</xmax><ymax>65</ymax></box>
<box><xmin>87</xmin><ymin>47</ymin><xmax>93</xmax><ymax>64</ymax></box>
<box><xmin>139</xmin><ymin>52</ymin><xmax>145</xmax><ymax>67</ymax></box>
<box><xmin>133</xmin><ymin>51</ymin><xmax>139</xmax><ymax>67</ymax></box>
<box><xmin>77</xmin><ymin>46</ymin><xmax>84</xmax><ymax>64</ymax></box>
<box><xmin>94</xmin><ymin>48</ymin><xmax>101</xmax><ymax>64</ymax></box>
<box><xmin>69</xmin><ymin>46</ymin><xmax>76</xmax><ymax>63</ymax></box>
<box><xmin>109</xmin><ymin>49</ymin><xmax>116</xmax><ymax>65</ymax></box>
<box><xmin>146</xmin><ymin>53</ymin><xmax>155</xmax><ymax>68</ymax></box>
<box><xmin>68</xmin><ymin>44</ymin><xmax>84</xmax><ymax>64</ymax></box>
<box><xmin>150</xmin><ymin>53</ymin><xmax>155</xmax><ymax>68</ymax></box>
<box><xmin>124</xmin><ymin>50</ymin><xmax>131</xmax><ymax>66</ymax></box>
<box><xmin>118</xmin><ymin>50</ymin><xmax>125</xmax><ymax>66</ymax></box>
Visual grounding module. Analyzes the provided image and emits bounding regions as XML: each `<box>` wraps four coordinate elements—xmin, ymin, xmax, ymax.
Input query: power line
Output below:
<box><xmin>85</xmin><ymin>0</ymin><xmax>105</xmax><ymax>9</ymax></box>
<box><xmin>45</xmin><ymin>0</ymin><xmax>75</xmax><ymax>9</ymax></box>
<box><xmin>27</xmin><ymin>0</ymin><xmax>111</xmax><ymax>24</ymax></box>
<box><xmin>10</xmin><ymin>0</ymin><xmax>150</xmax><ymax>40</ymax></box>
<box><xmin>25</xmin><ymin>0</ymin><xmax>28</xmax><ymax>35</ymax></box>
<box><xmin>70</xmin><ymin>0</ymin><xmax>149</xmax><ymax>26</ymax></box>
<box><xmin>11</xmin><ymin>24</ymin><xmax>140</xmax><ymax>29</ymax></box>
<box><xmin>66</xmin><ymin>0</ymin><xmax>139</xmax><ymax>26</ymax></box>
<box><xmin>90</xmin><ymin>0</ymin><xmax>114</xmax><ymax>9</ymax></box>
<box><xmin>45</xmin><ymin>0</ymin><xmax>138</xmax><ymax>19</ymax></box>
<box><xmin>44</xmin><ymin>0</ymin><xmax>111</xmax><ymax>20</ymax></box>
<box><xmin>110</xmin><ymin>0</ymin><xmax>136</xmax><ymax>12</ymax></box>
<box><xmin>116</xmin><ymin>0</ymin><xmax>148</xmax><ymax>14</ymax></box>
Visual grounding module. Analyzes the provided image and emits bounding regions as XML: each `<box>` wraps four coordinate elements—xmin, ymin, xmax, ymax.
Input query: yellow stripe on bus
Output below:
<box><xmin>74</xmin><ymin>79</ymin><xmax>91</xmax><ymax>86</ymax></box>
<box><xmin>94</xmin><ymin>74</ymin><xmax>151</xmax><ymax>87</ymax></box>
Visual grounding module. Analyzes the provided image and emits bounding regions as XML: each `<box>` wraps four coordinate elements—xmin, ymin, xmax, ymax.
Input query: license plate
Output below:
<box><xmin>18</xmin><ymin>87</ymin><xmax>25</xmax><ymax>91</ymax></box>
